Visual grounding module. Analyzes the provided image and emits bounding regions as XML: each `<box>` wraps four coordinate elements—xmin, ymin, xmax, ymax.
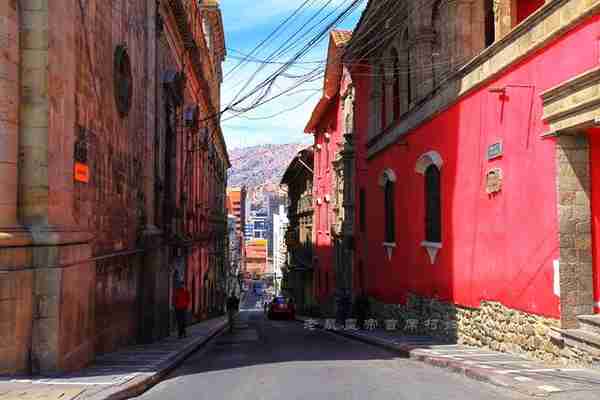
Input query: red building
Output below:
<box><xmin>307</xmin><ymin>0</ymin><xmax>600</xmax><ymax>364</ymax></box>
<box><xmin>305</xmin><ymin>30</ymin><xmax>353</xmax><ymax>306</ymax></box>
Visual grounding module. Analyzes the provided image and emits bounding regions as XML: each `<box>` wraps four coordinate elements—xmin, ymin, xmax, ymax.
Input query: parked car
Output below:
<box><xmin>267</xmin><ymin>297</ymin><xmax>295</xmax><ymax>320</ymax></box>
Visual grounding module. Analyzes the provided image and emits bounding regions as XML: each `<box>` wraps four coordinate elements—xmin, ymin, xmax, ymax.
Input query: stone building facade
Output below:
<box><xmin>341</xmin><ymin>0</ymin><xmax>600</xmax><ymax>367</ymax></box>
<box><xmin>0</xmin><ymin>0</ymin><xmax>229</xmax><ymax>375</ymax></box>
<box><xmin>281</xmin><ymin>147</ymin><xmax>315</xmax><ymax>314</ymax></box>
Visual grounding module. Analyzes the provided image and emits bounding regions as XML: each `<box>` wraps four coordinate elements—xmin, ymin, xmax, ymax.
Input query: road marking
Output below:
<box><xmin>514</xmin><ymin>376</ymin><xmax>533</xmax><ymax>382</ymax></box>
<box><xmin>447</xmin><ymin>353</ymin><xmax>509</xmax><ymax>357</ymax></box>
<box><xmin>468</xmin><ymin>361</ymin><xmax>529</xmax><ymax>365</ymax></box>
<box><xmin>494</xmin><ymin>368</ymin><xmax>585</xmax><ymax>375</ymax></box>
<box><xmin>538</xmin><ymin>385</ymin><xmax>562</xmax><ymax>393</ymax></box>
<box><xmin>433</xmin><ymin>350</ymin><xmax>488</xmax><ymax>354</ymax></box>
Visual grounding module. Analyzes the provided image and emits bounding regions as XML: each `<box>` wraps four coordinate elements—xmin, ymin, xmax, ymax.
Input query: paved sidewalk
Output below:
<box><xmin>0</xmin><ymin>317</ymin><xmax>228</xmax><ymax>400</ymax></box>
<box><xmin>298</xmin><ymin>316</ymin><xmax>600</xmax><ymax>397</ymax></box>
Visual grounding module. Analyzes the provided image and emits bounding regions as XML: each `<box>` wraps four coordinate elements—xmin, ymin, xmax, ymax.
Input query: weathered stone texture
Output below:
<box><xmin>0</xmin><ymin>270</ymin><xmax>33</xmax><ymax>374</ymax></box>
<box><xmin>368</xmin><ymin>293</ymin><xmax>596</xmax><ymax>367</ymax></box>
<box><xmin>0</xmin><ymin>0</ymin><xmax>20</xmax><ymax>226</ymax></box>
<box><xmin>0</xmin><ymin>0</ymin><xmax>228</xmax><ymax>375</ymax></box>
<box><xmin>556</xmin><ymin>135</ymin><xmax>593</xmax><ymax>328</ymax></box>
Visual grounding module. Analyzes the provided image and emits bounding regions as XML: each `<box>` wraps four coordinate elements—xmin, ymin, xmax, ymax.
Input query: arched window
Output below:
<box><xmin>404</xmin><ymin>29</ymin><xmax>413</xmax><ymax>106</ymax></box>
<box><xmin>380</xmin><ymin>64</ymin><xmax>387</xmax><ymax>129</ymax></box>
<box><xmin>425</xmin><ymin>165</ymin><xmax>441</xmax><ymax>243</ymax></box>
<box><xmin>384</xmin><ymin>179</ymin><xmax>395</xmax><ymax>243</ymax></box>
<box><xmin>391</xmin><ymin>48</ymin><xmax>401</xmax><ymax>121</ymax></box>
<box><xmin>416</xmin><ymin>151</ymin><xmax>443</xmax><ymax>248</ymax></box>
<box><xmin>379</xmin><ymin>169</ymin><xmax>396</xmax><ymax>243</ymax></box>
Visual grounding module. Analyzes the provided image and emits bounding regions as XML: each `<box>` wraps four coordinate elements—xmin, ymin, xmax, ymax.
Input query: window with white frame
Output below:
<box><xmin>415</xmin><ymin>151</ymin><xmax>443</xmax><ymax>263</ymax></box>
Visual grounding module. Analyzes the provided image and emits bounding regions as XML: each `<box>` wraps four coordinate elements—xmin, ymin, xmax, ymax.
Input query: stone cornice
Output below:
<box><xmin>541</xmin><ymin>66</ymin><xmax>600</xmax><ymax>133</ymax></box>
<box><xmin>367</xmin><ymin>0</ymin><xmax>600</xmax><ymax>158</ymax></box>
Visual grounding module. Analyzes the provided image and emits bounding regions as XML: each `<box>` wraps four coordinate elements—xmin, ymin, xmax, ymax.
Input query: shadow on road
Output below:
<box><xmin>161</xmin><ymin>292</ymin><xmax>408</xmax><ymax>381</ymax></box>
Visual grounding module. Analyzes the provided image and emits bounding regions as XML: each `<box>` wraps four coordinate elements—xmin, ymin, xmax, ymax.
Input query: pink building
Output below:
<box><xmin>305</xmin><ymin>31</ymin><xmax>353</xmax><ymax>306</ymax></box>
<box><xmin>341</xmin><ymin>0</ymin><xmax>600</xmax><ymax>364</ymax></box>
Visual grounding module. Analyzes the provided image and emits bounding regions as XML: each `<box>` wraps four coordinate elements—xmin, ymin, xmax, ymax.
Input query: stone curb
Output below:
<box><xmin>294</xmin><ymin>316</ymin><xmax>541</xmax><ymax>397</ymax></box>
<box><xmin>82</xmin><ymin>319</ymin><xmax>229</xmax><ymax>400</ymax></box>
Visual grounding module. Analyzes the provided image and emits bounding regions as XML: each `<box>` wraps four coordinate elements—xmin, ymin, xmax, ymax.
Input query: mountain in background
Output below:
<box><xmin>227</xmin><ymin>143</ymin><xmax>309</xmax><ymax>189</ymax></box>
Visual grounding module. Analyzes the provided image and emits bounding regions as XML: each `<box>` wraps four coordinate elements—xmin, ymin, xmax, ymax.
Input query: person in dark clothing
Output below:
<box><xmin>174</xmin><ymin>284</ymin><xmax>191</xmax><ymax>338</ymax></box>
<box><xmin>227</xmin><ymin>294</ymin><xmax>239</xmax><ymax>333</ymax></box>
<box><xmin>354</xmin><ymin>291</ymin><xmax>370</xmax><ymax>330</ymax></box>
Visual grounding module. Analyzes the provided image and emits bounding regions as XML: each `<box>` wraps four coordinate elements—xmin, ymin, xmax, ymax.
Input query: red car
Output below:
<box><xmin>267</xmin><ymin>297</ymin><xmax>295</xmax><ymax>320</ymax></box>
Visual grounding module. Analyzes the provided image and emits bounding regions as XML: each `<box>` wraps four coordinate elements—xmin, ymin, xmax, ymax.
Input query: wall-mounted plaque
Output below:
<box><xmin>486</xmin><ymin>168</ymin><xmax>503</xmax><ymax>194</ymax></box>
<box><xmin>74</xmin><ymin>162</ymin><xmax>89</xmax><ymax>183</ymax></box>
<box><xmin>487</xmin><ymin>141</ymin><xmax>503</xmax><ymax>160</ymax></box>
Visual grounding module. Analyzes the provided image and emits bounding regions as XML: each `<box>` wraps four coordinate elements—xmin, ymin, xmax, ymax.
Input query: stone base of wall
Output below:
<box><xmin>366</xmin><ymin>294</ymin><xmax>596</xmax><ymax>368</ymax></box>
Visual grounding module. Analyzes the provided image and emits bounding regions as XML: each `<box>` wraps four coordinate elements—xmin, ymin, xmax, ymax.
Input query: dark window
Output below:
<box><xmin>359</xmin><ymin>188</ymin><xmax>366</xmax><ymax>232</ymax></box>
<box><xmin>406</xmin><ymin>37</ymin><xmax>412</xmax><ymax>104</ymax></box>
<box><xmin>380</xmin><ymin>64</ymin><xmax>387</xmax><ymax>129</ymax></box>
<box><xmin>484</xmin><ymin>0</ymin><xmax>496</xmax><ymax>47</ymax></box>
<box><xmin>425</xmin><ymin>165</ymin><xmax>441</xmax><ymax>242</ymax></box>
<box><xmin>391</xmin><ymin>48</ymin><xmax>400</xmax><ymax>121</ymax></box>
<box><xmin>384</xmin><ymin>180</ymin><xmax>395</xmax><ymax>243</ymax></box>
<box><xmin>358</xmin><ymin>261</ymin><xmax>364</xmax><ymax>290</ymax></box>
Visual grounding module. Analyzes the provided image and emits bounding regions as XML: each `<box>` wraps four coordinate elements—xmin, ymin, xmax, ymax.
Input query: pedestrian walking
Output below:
<box><xmin>227</xmin><ymin>293</ymin><xmax>239</xmax><ymax>333</ymax></box>
<box><xmin>263</xmin><ymin>297</ymin><xmax>270</xmax><ymax>315</ymax></box>
<box><xmin>174</xmin><ymin>283</ymin><xmax>191</xmax><ymax>338</ymax></box>
<box><xmin>354</xmin><ymin>291</ymin><xmax>370</xmax><ymax>330</ymax></box>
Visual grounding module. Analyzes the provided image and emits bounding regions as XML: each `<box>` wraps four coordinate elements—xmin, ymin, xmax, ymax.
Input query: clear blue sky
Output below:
<box><xmin>219</xmin><ymin>1</ymin><xmax>365</xmax><ymax>149</ymax></box>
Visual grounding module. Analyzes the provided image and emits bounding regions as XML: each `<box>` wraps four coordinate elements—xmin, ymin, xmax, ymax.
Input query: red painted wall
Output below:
<box><xmin>312</xmin><ymin>98</ymin><xmax>345</xmax><ymax>302</ymax></box>
<box><xmin>589</xmin><ymin>129</ymin><xmax>600</xmax><ymax>313</ymax></box>
<box><xmin>517</xmin><ymin>0</ymin><xmax>545</xmax><ymax>24</ymax></box>
<box><xmin>352</xmin><ymin>14</ymin><xmax>600</xmax><ymax>318</ymax></box>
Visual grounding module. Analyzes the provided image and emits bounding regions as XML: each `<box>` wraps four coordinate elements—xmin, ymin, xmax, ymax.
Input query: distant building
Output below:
<box><xmin>226</xmin><ymin>187</ymin><xmax>247</xmax><ymax>239</ymax></box>
<box><xmin>245</xmin><ymin>239</ymin><xmax>268</xmax><ymax>279</ymax></box>
<box><xmin>273</xmin><ymin>204</ymin><xmax>289</xmax><ymax>295</ymax></box>
<box><xmin>226</xmin><ymin>187</ymin><xmax>247</xmax><ymax>278</ymax></box>
<box><xmin>245</xmin><ymin>210</ymin><xmax>269</xmax><ymax>241</ymax></box>
<box><xmin>266</xmin><ymin>192</ymin><xmax>286</xmax><ymax>256</ymax></box>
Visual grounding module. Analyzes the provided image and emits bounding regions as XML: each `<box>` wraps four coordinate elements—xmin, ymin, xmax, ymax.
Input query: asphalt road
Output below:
<box><xmin>133</xmin><ymin>292</ymin><xmax>531</xmax><ymax>400</ymax></box>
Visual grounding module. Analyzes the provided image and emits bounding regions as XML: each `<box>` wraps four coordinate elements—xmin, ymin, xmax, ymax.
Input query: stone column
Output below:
<box><xmin>18</xmin><ymin>0</ymin><xmax>94</xmax><ymax>374</ymax></box>
<box><xmin>139</xmin><ymin>0</ymin><xmax>168</xmax><ymax>344</ymax></box>
<box><xmin>494</xmin><ymin>0</ymin><xmax>517</xmax><ymax>41</ymax></box>
<box><xmin>556</xmin><ymin>134</ymin><xmax>594</xmax><ymax>329</ymax></box>
<box><xmin>368</xmin><ymin>66</ymin><xmax>381</xmax><ymax>140</ymax></box>
<box><xmin>0</xmin><ymin>0</ymin><xmax>19</xmax><ymax>227</ymax></box>
<box><xmin>19</xmin><ymin>0</ymin><xmax>49</xmax><ymax>226</ymax></box>
<box><xmin>411</xmin><ymin>30</ymin><xmax>435</xmax><ymax>101</ymax></box>
<box><xmin>0</xmin><ymin>0</ymin><xmax>35</xmax><ymax>376</ymax></box>
<box><xmin>448</xmin><ymin>0</ymin><xmax>483</xmax><ymax>70</ymax></box>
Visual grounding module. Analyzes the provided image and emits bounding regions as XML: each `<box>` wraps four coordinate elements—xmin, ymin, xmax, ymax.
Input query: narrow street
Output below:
<box><xmin>133</xmin><ymin>293</ymin><xmax>530</xmax><ymax>400</ymax></box>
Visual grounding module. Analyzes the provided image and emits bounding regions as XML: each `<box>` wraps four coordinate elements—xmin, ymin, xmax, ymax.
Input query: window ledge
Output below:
<box><xmin>382</xmin><ymin>242</ymin><xmax>396</xmax><ymax>261</ymax></box>
<box><xmin>421</xmin><ymin>241</ymin><xmax>442</xmax><ymax>264</ymax></box>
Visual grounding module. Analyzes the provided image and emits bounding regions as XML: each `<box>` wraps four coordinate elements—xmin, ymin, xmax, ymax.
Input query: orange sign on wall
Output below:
<box><xmin>74</xmin><ymin>162</ymin><xmax>90</xmax><ymax>183</ymax></box>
